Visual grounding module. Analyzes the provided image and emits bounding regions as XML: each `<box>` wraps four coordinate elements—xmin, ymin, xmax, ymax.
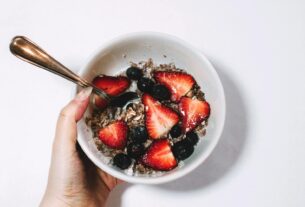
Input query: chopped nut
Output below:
<box><xmin>133</xmin><ymin>115</ymin><xmax>142</xmax><ymax>121</ymax></box>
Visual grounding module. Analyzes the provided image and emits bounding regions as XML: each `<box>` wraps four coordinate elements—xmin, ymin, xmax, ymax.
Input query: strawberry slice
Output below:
<box><xmin>93</xmin><ymin>96</ymin><xmax>108</xmax><ymax>109</ymax></box>
<box><xmin>93</xmin><ymin>75</ymin><xmax>130</xmax><ymax>95</ymax></box>
<box><xmin>141</xmin><ymin>139</ymin><xmax>177</xmax><ymax>171</ymax></box>
<box><xmin>92</xmin><ymin>75</ymin><xmax>131</xmax><ymax>108</ymax></box>
<box><xmin>179</xmin><ymin>97</ymin><xmax>210</xmax><ymax>132</ymax></box>
<box><xmin>154</xmin><ymin>71</ymin><xmax>195</xmax><ymax>102</ymax></box>
<box><xmin>98</xmin><ymin>120</ymin><xmax>128</xmax><ymax>149</ymax></box>
<box><xmin>142</xmin><ymin>93</ymin><xmax>179</xmax><ymax>139</ymax></box>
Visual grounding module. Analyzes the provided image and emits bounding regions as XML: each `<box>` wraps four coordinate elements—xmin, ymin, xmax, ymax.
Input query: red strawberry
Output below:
<box><xmin>141</xmin><ymin>139</ymin><xmax>177</xmax><ymax>171</ymax></box>
<box><xmin>154</xmin><ymin>71</ymin><xmax>195</xmax><ymax>102</ymax></box>
<box><xmin>93</xmin><ymin>96</ymin><xmax>108</xmax><ymax>109</ymax></box>
<box><xmin>93</xmin><ymin>75</ymin><xmax>130</xmax><ymax>95</ymax></box>
<box><xmin>179</xmin><ymin>97</ymin><xmax>210</xmax><ymax>132</ymax></box>
<box><xmin>92</xmin><ymin>75</ymin><xmax>131</xmax><ymax>108</ymax></box>
<box><xmin>142</xmin><ymin>93</ymin><xmax>179</xmax><ymax>139</ymax></box>
<box><xmin>98</xmin><ymin>120</ymin><xmax>128</xmax><ymax>149</ymax></box>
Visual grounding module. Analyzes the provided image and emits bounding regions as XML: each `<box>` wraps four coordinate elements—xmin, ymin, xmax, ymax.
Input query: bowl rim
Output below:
<box><xmin>74</xmin><ymin>31</ymin><xmax>226</xmax><ymax>184</ymax></box>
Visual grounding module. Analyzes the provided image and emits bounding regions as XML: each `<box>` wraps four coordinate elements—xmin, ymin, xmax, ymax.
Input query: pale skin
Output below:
<box><xmin>40</xmin><ymin>87</ymin><xmax>122</xmax><ymax>207</ymax></box>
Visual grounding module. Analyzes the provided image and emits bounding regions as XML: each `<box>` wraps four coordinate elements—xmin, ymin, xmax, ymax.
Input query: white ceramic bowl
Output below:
<box><xmin>75</xmin><ymin>32</ymin><xmax>226</xmax><ymax>184</ymax></box>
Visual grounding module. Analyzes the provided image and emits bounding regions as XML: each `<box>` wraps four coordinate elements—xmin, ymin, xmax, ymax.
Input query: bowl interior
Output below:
<box><xmin>76</xmin><ymin>33</ymin><xmax>225</xmax><ymax>184</ymax></box>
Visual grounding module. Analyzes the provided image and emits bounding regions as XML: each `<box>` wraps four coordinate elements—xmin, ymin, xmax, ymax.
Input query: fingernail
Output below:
<box><xmin>75</xmin><ymin>87</ymin><xmax>93</xmax><ymax>101</ymax></box>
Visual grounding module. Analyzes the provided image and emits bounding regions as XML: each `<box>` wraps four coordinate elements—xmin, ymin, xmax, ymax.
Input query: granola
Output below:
<box><xmin>86</xmin><ymin>59</ymin><xmax>210</xmax><ymax>175</ymax></box>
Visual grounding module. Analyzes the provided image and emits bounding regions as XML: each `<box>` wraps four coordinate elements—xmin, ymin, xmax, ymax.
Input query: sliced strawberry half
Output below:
<box><xmin>141</xmin><ymin>139</ymin><xmax>177</xmax><ymax>171</ymax></box>
<box><xmin>93</xmin><ymin>96</ymin><xmax>108</xmax><ymax>109</ymax></box>
<box><xmin>154</xmin><ymin>71</ymin><xmax>195</xmax><ymax>102</ymax></box>
<box><xmin>92</xmin><ymin>75</ymin><xmax>131</xmax><ymax>108</ymax></box>
<box><xmin>179</xmin><ymin>97</ymin><xmax>210</xmax><ymax>132</ymax></box>
<box><xmin>93</xmin><ymin>75</ymin><xmax>130</xmax><ymax>95</ymax></box>
<box><xmin>98</xmin><ymin>120</ymin><xmax>128</xmax><ymax>149</ymax></box>
<box><xmin>142</xmin><ymin>93</ymin><xmax>179</xmax><ymax>139</ymax></box>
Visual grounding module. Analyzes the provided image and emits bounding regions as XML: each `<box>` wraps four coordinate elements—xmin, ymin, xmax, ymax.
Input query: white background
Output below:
<box><xmin>1</xmin><ymin>0</ymin><xmax>305</xmax><ymax>206</ymax></box>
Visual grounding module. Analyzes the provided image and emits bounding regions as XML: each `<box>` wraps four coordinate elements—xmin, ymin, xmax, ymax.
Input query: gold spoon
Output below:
<box><xmin>9</xmin><ymin>36</ymin><xmax>110</xmax><ymax>102</ymax></box>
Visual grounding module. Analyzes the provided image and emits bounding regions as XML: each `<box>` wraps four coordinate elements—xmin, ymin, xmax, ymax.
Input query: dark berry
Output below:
<box><xmin>113</xmin><ymin>153</ymin><xmax>132</xmax><ymax>169</ymax></box>
<box><xmin>110</xmin><ymin>92</ymin><xmax>139</xmax><ymax>107</ymax></box>
<box><xmin>130</xmin><ymin>126</ymin><xmax>148</xmax><ymax>143</ymax></box>
<box><xmin>127</xmin><ymin>142</ymin><xmax>145</xmax><ymax>159</ymax></box>
<box><xmin>126</xmin><ymin>67</ymin><xmax>143</xmax><ymax>80</ymax></box>
<box><xmin>151</xmin><ymin>84</ymin><xmax>171</xmax><ymax>101</ymax></box>
<box><xmin>172</xmin><ymin>140</ymin><xmax>194</xmax><ymax>160</ymax></box>
<box><xmin>137</xmin><ymin>77</ymin><xmax>154</xmax><ymax>92</ymax></box>
<box><xmin>185</xmin><ymin>131</ymin><xmax>199</xmax><ymax>145</ymax></box>
<box><xmin>170</xmin><ymin>124</ymin><xmax>182</xmax><ymax>138</ymax></box>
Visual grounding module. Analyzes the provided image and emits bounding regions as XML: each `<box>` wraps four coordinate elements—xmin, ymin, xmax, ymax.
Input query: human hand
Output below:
<box><xmin>40</xmin><ymin>87</ymin><xmax>122</xmax><ymax>207</ymax></box>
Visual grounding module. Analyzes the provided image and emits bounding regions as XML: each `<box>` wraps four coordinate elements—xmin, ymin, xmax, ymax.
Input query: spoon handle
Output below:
<box><xmin>9</xmin><ymin>36</ymin><xmax>110</xmax><ymax>101</ymax></box>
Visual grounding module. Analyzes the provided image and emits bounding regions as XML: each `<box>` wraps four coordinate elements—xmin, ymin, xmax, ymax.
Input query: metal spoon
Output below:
<box><xmin>9</xmin><ymin>36</ymin><xmax>110</xmax><ymax>102</ymax></box>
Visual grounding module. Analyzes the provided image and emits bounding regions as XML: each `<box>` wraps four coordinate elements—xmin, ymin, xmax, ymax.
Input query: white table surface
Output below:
<box><xmin>1</xmin><ymin>0</ymin><xmax>305</xmax><ymax>206</ymax></box>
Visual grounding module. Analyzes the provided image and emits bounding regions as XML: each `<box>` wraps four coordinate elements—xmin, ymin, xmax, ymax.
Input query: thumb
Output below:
<box><xmin>53</xmin><ymin>87</ymin><xmax>92</xmax><ymax>150</ymax></box>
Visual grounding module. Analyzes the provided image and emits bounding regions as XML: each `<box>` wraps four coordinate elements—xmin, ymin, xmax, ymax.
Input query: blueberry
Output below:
<box><xmin>172</xmin><ymin>140</ymin><xmax>194</xmax><ymax>160</ymax></box>
<box><xmin>127</xmin><ymin>142</ymin><xmax>145</xmax><ymax>159</ymax></box>
<box><xmin>126</xmin><ymin>67</ymin><xmax>143</xmax><ymax>80</ymax></box>
<box><xmin>137</xmin><ymin>77</ymin><xmax>154</xmax><ymax>92</ymax></box>
<box><xmin>113</xmin><ymin>153</ymin><xmax>132</xmax><ymax>169</ymax></box>
<box><xmin>151</xmin><ymin>84</ymin><xmax>170</xmax><ymax>101</ymax></box>
<box><xmin>110</xmin><ymin>92</ymin><xmax>139</xmax><ymax>107</ymax></box>
<box><xmin>185</xmin><ymin>131</ymin><xmax>199</xmax><ymax>145</ymax></box>
<box><xmin>130</xmin><ymin>126</ymin><xmax>148</xmax><ymax>143</ymax></box>
<box><xmin>170</xmin><ymin>124</ymin><xmax>182</xmax><ymax>138</ymax></box>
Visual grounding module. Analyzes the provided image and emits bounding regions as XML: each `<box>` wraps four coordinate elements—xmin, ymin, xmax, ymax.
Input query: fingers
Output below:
<box><xmin>97</xmin><ymin>169</ymin><xmax>125</xmax><ymax>191</ymax></box>
<box><xmin>116</xmin><ymin>179</ymin><xmax>125</xmax><ymax>185</ymax></box>
<box><xmin>61</xmin><ymin>87</ymin><xmax>93</xmax><ymax>122</ymax></box>
<box><xmin>54</xmin><ymin>87</ymin><xmax>92</xmax><ymax>149</ymax></box>
<box><xmin>97</xmin><ymin>170</ymin><xmax>119</xmax><ymax>191</ymax></box>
